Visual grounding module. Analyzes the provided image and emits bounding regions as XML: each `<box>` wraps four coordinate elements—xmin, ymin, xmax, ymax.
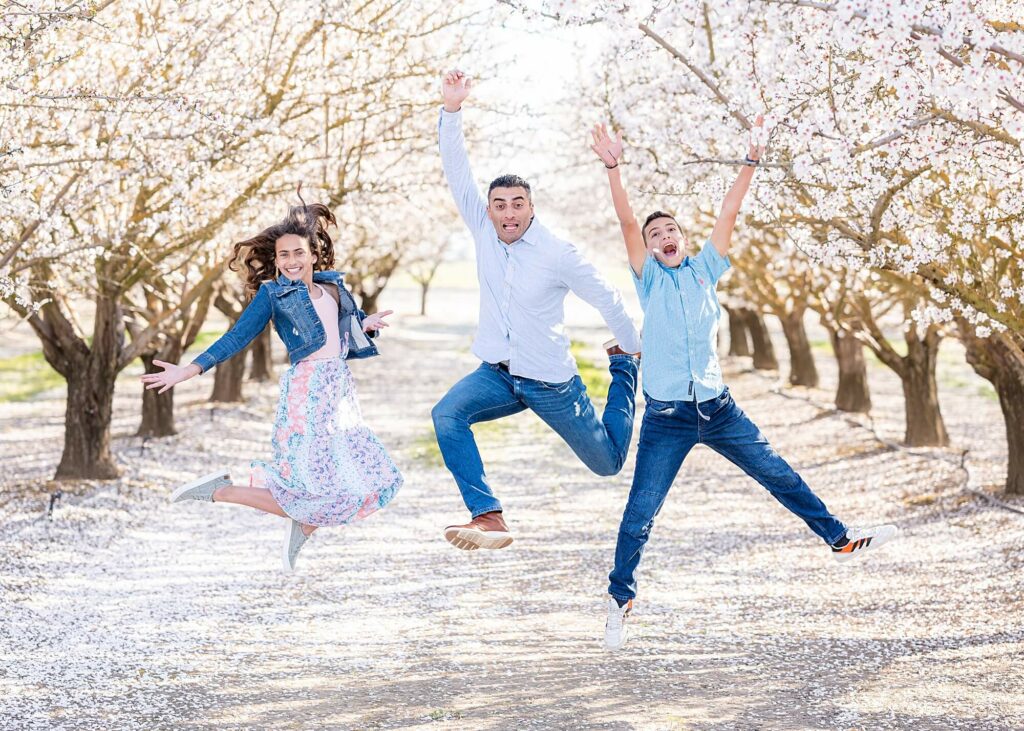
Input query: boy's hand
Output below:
<box><xmin>590</xmin><ymin>123</ymin><xmax>623</xmax><ymax>168</ymax></box>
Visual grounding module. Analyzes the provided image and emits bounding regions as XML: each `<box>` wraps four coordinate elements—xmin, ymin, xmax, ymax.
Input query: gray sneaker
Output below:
<box><xmin>169</xmin><ymin>471</ymin><xmax>231</xmax><ymax>503</ymax></box>
<box><xmin>282</xmin><ymin>519</ymin><xmax>310</xmax><ymax>572</ymax></box>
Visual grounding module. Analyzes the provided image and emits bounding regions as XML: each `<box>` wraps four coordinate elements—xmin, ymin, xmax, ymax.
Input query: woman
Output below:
<box><xmin>589</xmin><ymin>121</ymin><xmax>897</xmax><ymax>650</ymax></box>
<box><xmin>141</xmin><ymin>199</ymin><xmax>403</xmax><ymax>572</ymax></box>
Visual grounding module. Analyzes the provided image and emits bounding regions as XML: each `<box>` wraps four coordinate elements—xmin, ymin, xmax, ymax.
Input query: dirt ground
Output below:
<box><xmin>1</xmin><ymin>286</ymin><xmax>1022</xmax><ymax>730</ymax></box>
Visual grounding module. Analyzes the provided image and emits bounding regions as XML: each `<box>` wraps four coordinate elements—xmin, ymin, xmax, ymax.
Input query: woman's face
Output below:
<box><xmin>275</xmin><ymin>234</ymin><xmax>317</xmax><ymax>283</ymax></box>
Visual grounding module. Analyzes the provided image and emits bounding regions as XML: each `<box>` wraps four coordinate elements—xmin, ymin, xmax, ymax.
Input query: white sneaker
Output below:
<box><xmin>282</xmin><ymin>519</ymin><xmax>310</xmax><ymax>572</ymax></box>
<box><xmin>169</xmin><ymin>471</ymin><xmax>231</xmax><ymax>503</ymax></box>
<box><xmin>604</xmin><ymin>596</ymin><xmax>632</xmax><ymax>650</ymax></box>
<box><xmin>831</xmin><ymin>524</ymin><xmax>898</xmax><ymax>562</ymax></box>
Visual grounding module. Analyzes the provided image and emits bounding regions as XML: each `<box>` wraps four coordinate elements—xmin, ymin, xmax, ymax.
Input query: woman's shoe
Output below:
<box><xmin>282</xmin><ymin>519</ymin><xmax>310</xmax><ymax>572</ymax></box>
<box><xmin>169</xmin><ymin>471</ymin><xmax>231</xmax><ymax>503</ymax></box>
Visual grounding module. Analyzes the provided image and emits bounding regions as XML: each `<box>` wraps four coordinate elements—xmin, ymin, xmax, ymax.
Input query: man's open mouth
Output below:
<box><xmin>502</xmin><ymin>223</ymin><xmax>519</xmax><ymax>232</ymax></box>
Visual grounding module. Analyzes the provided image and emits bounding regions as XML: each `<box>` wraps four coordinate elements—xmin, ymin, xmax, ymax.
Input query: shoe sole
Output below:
<box><xmin>282</xmin><ymin>520</ymin><xmax>296</xmax><ymax>573</ymax></box>
<box><xmin>169</xmin><ymin>471</ymin><xmax>230</xmax><ymax>502</ymax></box>
<box><xmin>603</xmin><ymin>632</ymin><xmax>628</xmax><ymax>651</ymax></box>
<box><xmin>833</xmin><ymin>526</ymin><xmax>899</xmax><ymax>562</ymax></box>
<box><xmin>444</xmin><ymin>527</ymin><xmax>513</xmax><ymax>550</ymax></box>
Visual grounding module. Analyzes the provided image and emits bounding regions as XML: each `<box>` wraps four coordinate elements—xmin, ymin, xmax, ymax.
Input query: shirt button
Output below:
<box><xmin>292</xmin><ymin>328</ymin><xmax>299</xmax><ymax>335</ymax></box>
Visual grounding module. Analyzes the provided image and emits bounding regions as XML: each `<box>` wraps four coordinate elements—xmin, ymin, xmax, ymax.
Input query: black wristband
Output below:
<box><xmin>743</xmin><ymin>155</ymin><xmax>760</xmax><ymax>167</ymax></box>
<box><xmin>605</xmin><ymin>161</ymin><xmax>619</xmax><ymax>169</ymax></box>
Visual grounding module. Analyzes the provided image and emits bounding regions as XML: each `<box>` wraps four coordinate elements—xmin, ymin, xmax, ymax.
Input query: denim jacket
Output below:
<box><xmin>191</xmin><ymin>270</ymin><xmax>378</xmax><ymax>374</ymax></box>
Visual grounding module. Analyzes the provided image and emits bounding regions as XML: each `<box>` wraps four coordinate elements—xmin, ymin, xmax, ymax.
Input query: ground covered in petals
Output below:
<box><xmin>1</xmin><ymin>294</ymin><xmax>1022</xmax><ymax>730</ymax></box>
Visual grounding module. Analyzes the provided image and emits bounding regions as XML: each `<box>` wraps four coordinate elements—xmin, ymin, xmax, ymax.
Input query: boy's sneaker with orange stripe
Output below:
<box><xmin>831</xmin><ymin>524</ymin><xmax>898</xmax><ymax>562</ymax></box>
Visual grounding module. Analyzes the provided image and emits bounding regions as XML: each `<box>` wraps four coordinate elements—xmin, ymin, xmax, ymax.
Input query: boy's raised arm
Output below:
<box><xmin>591</xmin><ymin>123</ymin><xmax>646</xmax><ymax>277</ymax></box>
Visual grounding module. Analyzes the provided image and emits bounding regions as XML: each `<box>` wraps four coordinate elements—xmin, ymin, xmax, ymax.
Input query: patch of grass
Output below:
<box><xmin>938</xmin><ymin>376</ymin><xmax>998</xmax><ymax>402</ymax></box>
<box><xmin>809</xmin><ymin>338</ymin><xmax>832</xmax><ymax>353</ymax></box>
<box><xmin>0</xmin><ymin>352</ymin><xmax>65</xmax><ymax>402</ymax></box>
<box><xmin>571</xmin><ymin>340</ymin><xmax>611</xmax><ymax>396</ymax></box>
<box><xmin>411</xmin><ymin>430</ymin><xmax>443</xmax><ymax>467</ymax></box>
<box><xmin>429</xmin><ymin>708</ymin><xmax>463</xmax><ymax>721</ymax></box>
<box><xmin>191</xmin><ymin>329</ymin><xmax>226</xmax><ymax>351</ymax></box>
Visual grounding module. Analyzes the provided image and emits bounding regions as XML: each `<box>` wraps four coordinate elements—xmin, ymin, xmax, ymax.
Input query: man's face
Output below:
<box><xmin>643</xmin><ymin>217</ymin><xmax>687</xmax><ymax>267</ymax></box>
<box><xmin>488</xmin><ymin>186</ymin><xmax>534</xmax><ymax>244</ymax></box>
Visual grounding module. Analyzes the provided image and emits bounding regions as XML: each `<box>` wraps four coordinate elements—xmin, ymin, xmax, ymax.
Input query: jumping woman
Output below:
<box><xmin>140</xmin><ymin>198</ymin><xmax>403</xmax><ymax>572</ymax></box>
<box><xmin>589</xmin><ymin>121</ymin><xmax>898</xmax><ymax>650</ymax></box>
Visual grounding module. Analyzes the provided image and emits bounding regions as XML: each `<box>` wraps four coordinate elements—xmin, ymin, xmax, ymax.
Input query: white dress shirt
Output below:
<box><xmin>439</xmin><ymin>108</ymin><xmax>641</xmax><ymax>383</ymax></box>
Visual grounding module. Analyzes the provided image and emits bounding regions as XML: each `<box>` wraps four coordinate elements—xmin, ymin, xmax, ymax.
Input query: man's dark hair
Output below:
<box><xmin>488</xmin><ymin>174</ymin><xmax>532</xmax><ymax>200</ymax></box>
<box><xmin>641</xmin><ymin>210</ymin><xmax>678</xmax><ymax>242</ymax></box>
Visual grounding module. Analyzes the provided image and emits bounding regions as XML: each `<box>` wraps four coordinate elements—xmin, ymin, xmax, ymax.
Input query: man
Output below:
<box><xmin>433</xmin><ymin>70</ymin><xmax>642</xmax><ymax>551</ymax></box>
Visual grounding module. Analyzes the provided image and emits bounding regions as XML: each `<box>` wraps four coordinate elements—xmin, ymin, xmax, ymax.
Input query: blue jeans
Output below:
<box><xmin>432</xmin><ymin>357</ymin><xmax>639</xmax><ymax>517</ymax></box>
<box><xmin>608</xmin><ymin>388</ymin><xmax>847</xmax><ymax>602</ymax></box>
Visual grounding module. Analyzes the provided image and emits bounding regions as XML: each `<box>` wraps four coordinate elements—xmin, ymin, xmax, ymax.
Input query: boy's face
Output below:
<box><xmin>643</xmin><ymin>216</ymin><xmax>687</xmax><ymax>267</ymax></box>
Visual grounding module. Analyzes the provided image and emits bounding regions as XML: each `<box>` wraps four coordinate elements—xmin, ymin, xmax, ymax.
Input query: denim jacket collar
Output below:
<box><xmin>274</xmin><ymin>270</ymin><xmax>346</xmax><ymax>287</ymax></box>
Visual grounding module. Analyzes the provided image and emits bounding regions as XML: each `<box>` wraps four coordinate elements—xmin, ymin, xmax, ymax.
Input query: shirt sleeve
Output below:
<box><xmin>560</xmin><ymin>243</ymin><xmax>641</xmax><ymax>354</ymax></box>
<box><xmin>693</xmin><ymin>237</ymin><xmax>731</xmax><ymax>286</ymax></box>
<box><xmin>438</xmin><ymin>108</ymin><xmax>489</xmax><ymax>235</ymax></box>
<box><xmin>191</xmin><ymin>284</ymin><xmax>272</xmax><ymax>374</ymax></box>
<box><xmin>630</xmin><ymin>255</ymin><xmax>658</xmax><ymax>309</ymax></box>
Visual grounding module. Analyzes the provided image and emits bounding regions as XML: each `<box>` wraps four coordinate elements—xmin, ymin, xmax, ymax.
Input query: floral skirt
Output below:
<box><xmin>251</xmin><ymin>356</ymin><xmax>402</xmax><ymax>526</ymax></box>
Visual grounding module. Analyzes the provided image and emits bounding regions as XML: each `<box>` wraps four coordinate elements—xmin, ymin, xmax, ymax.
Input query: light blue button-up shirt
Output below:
<box><xmin>633</xmin><ymin>243</ymin><xmax>731</xmax><ymax>402</ymax></box>
<box><xmin>439</xmin><ymin>109</ymin><xmax>641</xmax><ymax>383</ymax></box>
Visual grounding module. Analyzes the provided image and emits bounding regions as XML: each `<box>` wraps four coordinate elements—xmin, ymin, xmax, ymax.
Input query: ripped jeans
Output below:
<box><xmin>432</xmin><ymin>357</ymin><xmax>639</xmax><ymax>517</ymax></box>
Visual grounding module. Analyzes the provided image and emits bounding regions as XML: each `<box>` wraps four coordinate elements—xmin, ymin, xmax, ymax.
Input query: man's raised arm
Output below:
<box><xmin>439</xmin><ymin>69</ymin><xmax>488</xmax><ymax>232</ymax></box>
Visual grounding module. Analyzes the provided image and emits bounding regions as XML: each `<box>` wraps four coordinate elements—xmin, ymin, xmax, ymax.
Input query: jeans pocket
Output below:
<box><xmin>537</xmin><ymin>377</ymin><xmax>574</xmax><ymax>395</ymax></box>
<box><xmin>644</xmin><ymin>396</ymin><xmax>674</xmax><ymax>414</ymax></box>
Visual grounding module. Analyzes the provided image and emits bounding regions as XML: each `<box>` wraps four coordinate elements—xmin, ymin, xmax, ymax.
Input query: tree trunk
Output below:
<box><xmin>359</xmin><ymin>290</ymin><xmax>380</xmax><ymax>315</ymax></box>
<box><xmin>248</xmin><ymin>325</ymin><xmax>273</xmax><ymax>382</ymax></box>
<box><xmin>210</xmin><ymin>352</ymin><xmax>248</xmax><ymax>403</ymax></box>
<box><xmin>420</xmin><ymin>281</ymin><xmax>429</xmax><ymax>316</ymax></box>
<box><xmin>829</xmin><ymin>327</ymin><xmax>871</xmax><ymax>413</ymax></box>
<box><xmin>779</xmin><ymin>309</ymin><xmax>819</xmax><ymax>387</ymax></box>
<box><xmin>54</xmin><ymin>296</ymin><xmax>122</xmax><ymax>479</ymax></box>
<box><xmin>137</xmin><ymin>351</ymin><xmax>179</xmax><ymax>438</ymax></box>
<box><xmin>744</xmin><ymin>309</ymin><xmax>778</xmax><ymax>371</ymax></box>
<box><xmin>900</xmin><ymin>327</ymin><xmax>949</xmax><ymax>447</ymax></box>
<box><xmin>960</xmin><ymin>327</ymin><xmax>1024</xmax><ymax>494</ymax></box>
<box><xmin>726</xmin><ymin>306</ymin><xmax>751</xmax><ymax>357</ymax></box>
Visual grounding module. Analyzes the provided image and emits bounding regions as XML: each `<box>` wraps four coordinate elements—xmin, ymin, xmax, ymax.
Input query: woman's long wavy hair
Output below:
<box><xmin>231</xmin><ymin>189</ymin><xmax>337</xmax><ymax>297</ymax></box>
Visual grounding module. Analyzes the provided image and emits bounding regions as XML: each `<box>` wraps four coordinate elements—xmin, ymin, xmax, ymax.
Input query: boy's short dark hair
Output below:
<box><xmin>488</xmin><ymin>174</ymin><xmax>532</xmax><ymax>199</ymax></box>
<box><xmin>641</xmin><ymin>210</ymin><xmax>678</xmax><ymax>242</ymax></box>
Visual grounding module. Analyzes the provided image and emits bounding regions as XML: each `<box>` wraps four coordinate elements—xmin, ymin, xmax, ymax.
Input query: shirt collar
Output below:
<box><xmin>512</xmin><ymin>217</ymin><xmax>542</xmax><ymax>246</ymax></box>
<box><xmin>653</xmin><ymin>255</ymin><xmax>692</xmax><ymax>273</ymax></box>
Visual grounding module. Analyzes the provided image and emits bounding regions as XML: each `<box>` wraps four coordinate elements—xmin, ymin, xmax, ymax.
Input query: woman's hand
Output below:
<box><xmin>590</xmin><ymin>123</ymin><xmax>623</xmax><ymax>168</ymax></box>
<box><xmin>140</xmin><ymin>360</ymin><xmax>200</xmax><ymax>394</ymax></box>
<box><xmin>362</xmin><ymin>309</ymin><xmax>393</xmax><ymax>333</ymax></box>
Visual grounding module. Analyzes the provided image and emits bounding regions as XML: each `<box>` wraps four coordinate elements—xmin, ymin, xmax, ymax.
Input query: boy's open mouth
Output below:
<box><xmin>661</xmin><ymin>243</ymin><xmax>678</xmax><ymax>256</ymax></box>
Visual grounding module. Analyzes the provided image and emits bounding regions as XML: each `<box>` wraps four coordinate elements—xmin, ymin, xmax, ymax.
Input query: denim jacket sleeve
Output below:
<box><xmin>191</xmin><ymin>284</ymin><xmax>272</xmax><ymax>374</ymax></box>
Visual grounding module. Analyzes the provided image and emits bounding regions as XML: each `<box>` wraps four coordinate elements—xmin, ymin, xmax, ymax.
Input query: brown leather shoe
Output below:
<box><xmin>603</xmin><ymin>338</ymin><xmax>640</xmax><ymax>358</ymax></box>
<box><xmin>444</xmin><ymin>511</ymin><xmax>513</xmax><ymax>550</ymax></box>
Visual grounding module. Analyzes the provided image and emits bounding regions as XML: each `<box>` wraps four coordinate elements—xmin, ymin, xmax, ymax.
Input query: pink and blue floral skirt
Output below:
<box><xmin>250</xmin><ymin>357</ymin><xmax>402</xmax><ymax>526</ymax></box>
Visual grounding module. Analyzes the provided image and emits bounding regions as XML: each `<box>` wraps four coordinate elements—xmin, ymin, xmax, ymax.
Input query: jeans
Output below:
<box><xmin>608</xmin><ymin>387</ymin><xmax>847</xmax><ymax>602</ymax></box>
<box><xmin>432</xmin><ymin>356</ymin><xmax>639</xmax><ymax>517</ymax></box>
